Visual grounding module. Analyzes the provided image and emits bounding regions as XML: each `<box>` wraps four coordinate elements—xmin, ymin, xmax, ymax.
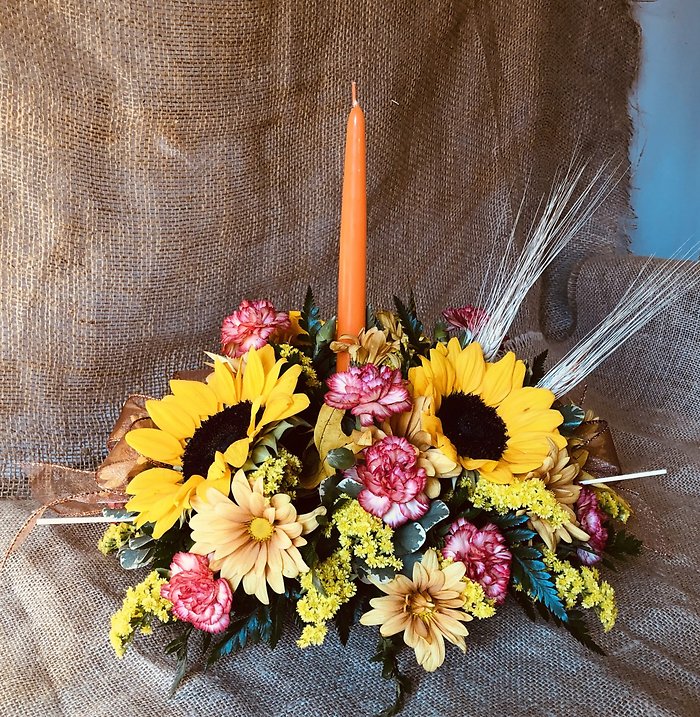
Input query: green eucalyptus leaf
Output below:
<box><xmin>337</xmin><ymin>477</ymin><xmax>362</xmax><ymax>498</ymax></box>
<box><xmin>327</xmin><ymin>447</ymin><xmax>356</xmax><ymax>470</ymax></box>
<box><xmin>399</xmin><ymin>552</ymin><xmax>423</xmax><ymax>577</ymax></box>
<box><xmin>318</xmin><ymin>474</ymin><xmax>343</xmax><ymax>506</ymax></box>
<box><xmin>417</xmin><ymin>500</ymin><xmax>450</xmax><ymax>532</ymax></box>
<box><xmin>393</xmin><ymin>522</ymin><xmax>427</xmax><ymax>556</ymax></box>
<box><xmin>356</xmin><ymin>560</ymin><xmax>399</xmax><ymax>584</ymax></box>
<box><xmin>127</xmin><ymin>534</ymin><xmax>154</xmax><ymax>550</ymax></box>
<box><xmin>118</xmin><ymin>547</ymin><xmax>153</xmax><ymax>570</ymax></box>
<box><xmin>102</xmin><ymin>508</ymin><xmax>136</xmax><ymax>521</ymax></box>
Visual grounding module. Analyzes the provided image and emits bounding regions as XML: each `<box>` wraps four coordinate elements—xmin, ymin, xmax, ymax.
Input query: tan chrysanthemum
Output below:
<box><xmin>375</xmin><ymin>311</ymin><xmax>407</xmax><ymax>346</ymax></box>
<box><xmin>360</xmin><ymin>549</ymin><xmax>472</xmax><ymax>672</ymax></box>
<box><xmin>330</xmin><ymin>327</ymin><xmax>402</xmax><ymax>369</ymax></box>
<box><xmin>351</xmin><ymin>395</ymin><xmax>460</xmax><ymax>498</ymax></box>
<box><xmin>526</xmin><ymin>439</ymin><xmax>589</xmax><ymax>550</ymax></box>
<box><xmin>189</xmin><ymin>470</ymin><xmax>324</xmax><ymax>604</ymax></box>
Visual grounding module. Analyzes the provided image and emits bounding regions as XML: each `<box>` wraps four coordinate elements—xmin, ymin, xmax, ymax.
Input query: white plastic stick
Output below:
<box><xmin>36</xmin><ymin>515</ymin><xmax>135</xmax><ymax>526</ymax></box>
<box><xmin>580</xmin><ymin>468</ymin><xmax>667</xmax><ymax>486</ymax></box>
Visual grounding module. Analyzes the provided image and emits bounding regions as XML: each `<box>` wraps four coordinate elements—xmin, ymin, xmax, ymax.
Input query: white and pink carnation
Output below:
<box><xmin>351</xmin><ymin>436</ymin><xmax>429</xmax><ymax>528</ymax></box>
<box><xmin>160</xmin><ymin>552</ymin><xmax>232</xmax><ymax>633</ymax></box>
<box><xmin>324</xmin><ymin>364</ymin><xmax>411</xmax><ymax>427</ymax></box>
<box><xmin>575</xmin><ymin>487</ymin><xmax>609</xmax><ymax>565</ymax></box>
<box><xmin>442</xmin><ymin>305</ymin><xmax>489</xmax><ymax>333</ymax></box>
<box><xmin>221</xmin><ymin>299</ymin><xmax>290</xmax><ymax>358</ymax></box>
<box><xmin>442</xmin><ymin>518</ymin><xmax>512</xmax><ymax>603</ymax></box>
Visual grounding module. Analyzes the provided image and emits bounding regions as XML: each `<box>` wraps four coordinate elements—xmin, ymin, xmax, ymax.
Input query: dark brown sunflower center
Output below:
<box><xmin>436</xmin><ymin>392</ymin><xmax>509</xmax><ymax>461</ymax></box>
<box><xmin>181</xmin><ymin>401</ymin><xmax>252</xmax><ymax>479</ymax></box>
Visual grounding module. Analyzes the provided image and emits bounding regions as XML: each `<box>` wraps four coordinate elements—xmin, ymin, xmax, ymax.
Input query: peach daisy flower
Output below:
<box><xmin>360</xmin><ymin>549</ymin><xmax>472</xmax><ymax>671</ymax></box>
<box><xmin>189</xmin><ymin>470</ymin><xmax>324</xmax><ymax>604</ymax></box>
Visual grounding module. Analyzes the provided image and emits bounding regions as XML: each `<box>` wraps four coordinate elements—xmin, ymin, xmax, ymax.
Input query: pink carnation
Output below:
<box><xmin>351</xmin><ymin>436</ymin><xmax>429</xmax><ymax>528</ymax></box>
<box><xmin>442</xmin><ymin>305</ymin><xmax>489</xmax><ymax>333</ymax></box>
<box><xmin>160</xmin><ymin>552</ymin><xmax>232</xmax><ymax>633</ymax></box>
<box><xmin>324</xmin><ymin>364</ymin><xmax>411</xmax><ymax>427</ymax></box>
<box><xmin>575</xmin><ymin>487</ymin><xmax>608</xmax><ymax>565</ymax></box>
<box><xmin>442</xmin><ymin>518</ymin><xmax>512</xmax><ymax>603</ymax></box>
<box><xmin>221</xmin><ymin>299</ymin><xmax>290</xmax><ymax>358</ymax></box>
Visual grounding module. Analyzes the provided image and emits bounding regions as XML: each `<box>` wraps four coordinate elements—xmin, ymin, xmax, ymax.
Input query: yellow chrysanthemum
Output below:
<box><xmin>409</xmin><ymin>338</ymin><xmax>565</xmax><ymax>484</ymax></box>
<box><xmin>124</xmin><ymin>345</ymin><xmax>310</xmax><ymax>538</ymax></box>
<box><xmin>189</xmin><ymin>470</ymin><xmax>324</xmax><ymax>605</ymax></box>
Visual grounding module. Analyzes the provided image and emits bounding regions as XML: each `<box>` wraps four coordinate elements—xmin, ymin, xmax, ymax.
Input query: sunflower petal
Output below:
<box><xmin>207</xmin><ymin>360</ymin><xmax>238</xmax><ymax>406</ymax></box>
<box><xmin>479</xmin><ymin>352</ymin><xmax>517</xmax><ymax>407</ymax></box>
<box><xmin>146</xmin><ymin>397</ymin><xmax>196</xmax><ymax>440</ymax></box>
<box><xmin>455</xmin><ymin>341</ymin><xmax>486</xmax><ymax>395</ymax></box>
<box><xmin>225</xmin><ymin>438</ymin><xmax>252</xmax><ymax>468</ymax></box>
<box><xmin>125</xmin><ymin>428</ymin><xmax>183</xmax><ymax>465</ymax></box>
<box><xmin>242</xmin><ymin>347</ymin><xmax>266</xmax><ymax>401</ymax></box>
<box><xmin>169</xmin><ymin>379</ymin><xmax>219</xmax><ymax>418</ymax></box>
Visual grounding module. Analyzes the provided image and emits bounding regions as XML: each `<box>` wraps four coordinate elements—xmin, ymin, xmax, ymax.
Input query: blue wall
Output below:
<box><xmin>630</xmin><ymin>1</ymin><xmax>700</xmax><ymax>257</ymax></box>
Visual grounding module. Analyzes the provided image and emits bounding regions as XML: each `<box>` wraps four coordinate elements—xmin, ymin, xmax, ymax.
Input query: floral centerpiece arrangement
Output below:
<box><xmin>96</xmin><ymin>288</ymin><xmax>647</xmax><ymax>715</ymax></box>
<box><xmin>10</xmin><ymin>88</ymin><xmax>696</xmax><ymax>716</ymax></box>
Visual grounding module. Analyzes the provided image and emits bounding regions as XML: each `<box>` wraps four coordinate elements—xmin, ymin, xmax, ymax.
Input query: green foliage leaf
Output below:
<box><xmin>269</xmin><ymin>593</ymin><xmax>289</xmax><ymax>649</ymax></box>
<box><xmin>118</xmin><ymin>546</ymin><xmax>152</xmax><ymax>570</ymax></box>
<box><xmin>491</xmin><ymin>511</ymin><xmax>530</xmax><ymax>530</ymax></box>
<box><xmin>165</xmin><ymin>625</ymin><xmax>193</xmax><ymax>696</ymax></box>
<box><xmin>316</xmin><ymin>316</ymin><xmax>337</xmax><ymax>346</ymax></box>
<box><xmin>337</xmin><ymin>476</ymin><xmax>362</xmax><ymax>498</ymax></box>
<box><xmin>503</xmin><ymin>527</ymin><xmax>538</xmax><ymax>546</ymax></box>
<box><xmin>558</xmin><ymin>403</ymin><xmax>586</xmax><ymax>434</ymax></box>
<box><xmin>127</xmin><ymin>534</ymin><xmax>154</xmax><ymax>550</ymax></box>
<box><xmin>102</xmin><ymin>508</ymin><xmax>136</xmax><ymax>521</ymax></box>
<box><xmin>510</xmin><ymin>543</ymin><xmax>568</xmax><ymax>622</ymax></box>
<box><xmin>605</xmin><ymin>527</ymin><xmax>643</xmax><ymax>561</ymax></box>
<box><xmin>399</xmin><ymin>552</ymin><xmax>423</xmax><ymax>578</ymax></box>
<box><xmin>318</xmin><ymin>473</ymin><xmax>343</xmax><ymax>506</ymax></box>
<box><xmin>433</xmin><ymin>321</ymin><xmax>449</xmax><ymax>344</ymax></box>
<box><xmin>334</xmin><ymin>589</ymin><xmax>370</xmax><ymax>646</ymax></box>
<box><xmin>525</xmin><ymin>350</ymin><xmax>549</xmax><ymax>387</ymax></box>
<box><xmin>417</xmin><ymin>500</ymin><xmax>450</xmax><ymax>532</ymax></box>
<box><xmin>561</xmin><ymin>609</ymin><xmax>606</xmax><ymax>655</ymax></box>
<box><xmin>301</xmin><ymin>286</ymin><xmax>322</xmax><ymax>341</ymax></box>
<box><xmin>512</xmin><ymin>590</ymin><xmax>605</xmax><ymax>655</ymax></box>
<box><xmin>370</xmin><ymin>636</ymin><xmax>412</xmax><ymax>717</ymax></box>
<box><xmin>393</xmin><ymin>522</ymin><xmax>427</xmax><ymax>556</ymax></box>
<box><xmin>356</xmin><ymin>560</ymin><xmax>398</xmax><ymax>584</ymax></box>
<box><xmin>327</xmin><ymin>447</ymin><xmax>356</xmax><ymax>470</ymax></box>
<box><xmin>206</xmin><ymin>605</ymin><xmax>272</xmax><ymax>667</ymax></box>
<box><xmin>393</xmin><ymin>293</ymin><xmax>427</xmax><ymax>353</ymax></box>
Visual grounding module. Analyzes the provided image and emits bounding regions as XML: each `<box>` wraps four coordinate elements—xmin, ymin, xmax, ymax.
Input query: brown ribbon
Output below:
<box><xmin>4</xmin><ymin>394</ymin><xmax>155</xmax><ymax>564</ymax></box>
<box><xmin>570</xmin><ymin>418</ymin><xmax>622</xmax><ymax>478</ymax></box>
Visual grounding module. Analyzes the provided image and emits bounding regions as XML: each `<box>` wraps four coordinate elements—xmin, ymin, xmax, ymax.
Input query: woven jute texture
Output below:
<box><xmin>2</xmin><ymin>256</ymin><xmax>699</xmax><ymax>717</ymax></box>
<box><xmin>0</xmin><ymin>0</ymin><xmax>637</xmax><ymax>496</ymax></box>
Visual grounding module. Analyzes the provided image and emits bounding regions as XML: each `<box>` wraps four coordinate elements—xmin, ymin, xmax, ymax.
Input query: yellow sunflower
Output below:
<box><xmin>409</xmin><ymin>338</ymin><xmax>565</xmax><ymax>485</ymax></box>
<box><xmin>124</xmin><ymin>344</ymin><xmax>310</xmax><ymax>537</ymax></box>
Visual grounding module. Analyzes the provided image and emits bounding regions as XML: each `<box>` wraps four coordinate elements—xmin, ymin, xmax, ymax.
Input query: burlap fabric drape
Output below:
<box><xmin>0</xmin><ymin>0</ymin><xmax>636</xmax><ymax>495</ymax></box>
<box><xmin>5</xmin><ymin>2</ymin><xmax>699</xmax><ymax>716</ymax></box>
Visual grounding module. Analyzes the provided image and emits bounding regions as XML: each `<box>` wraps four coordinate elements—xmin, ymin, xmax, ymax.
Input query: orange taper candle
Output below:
<box><xmin>336</xmin><ymin>82</ymin><xmax>367</xmax><ymax>372</ymax></box>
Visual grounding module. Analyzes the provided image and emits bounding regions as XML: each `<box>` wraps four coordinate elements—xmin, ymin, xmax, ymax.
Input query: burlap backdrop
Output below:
<box><xmin>0</xmin><ymin>0</ymin><xmax>636</xmax><ymax>496</ymax></box>
<box><xmin>6</xmin><ymin>3</ymin><xmax>697</xmax><ymax>717</ymax></box>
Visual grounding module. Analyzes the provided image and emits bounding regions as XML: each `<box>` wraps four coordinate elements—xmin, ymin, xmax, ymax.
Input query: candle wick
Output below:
<box><xmin>351</xmin><ymin>81</ymin><xmax>358</xmax><ymax>106</ymax></box>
